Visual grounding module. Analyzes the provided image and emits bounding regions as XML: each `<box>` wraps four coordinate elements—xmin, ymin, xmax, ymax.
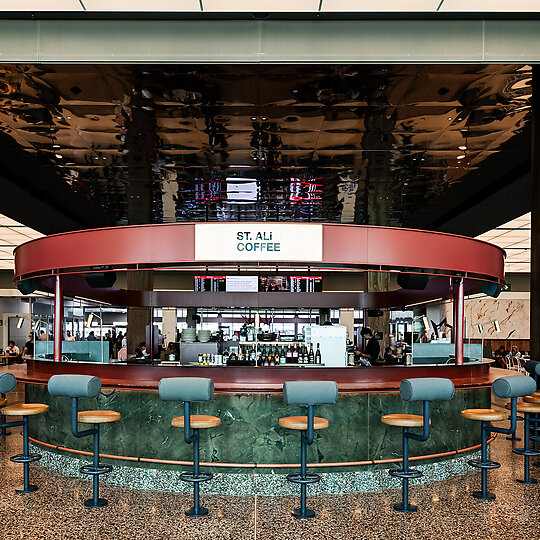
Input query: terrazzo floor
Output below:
<box><xmin>1</xmin><ymin>394</ymin><xmax>540</xmax><ymax>539</ymax></box>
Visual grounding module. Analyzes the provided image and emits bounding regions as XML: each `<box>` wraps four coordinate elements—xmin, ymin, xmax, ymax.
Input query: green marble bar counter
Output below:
<box><xmin>9</xmin><ymin>361</ymin><xmax>498</xmax><ymax>494</ymax></box>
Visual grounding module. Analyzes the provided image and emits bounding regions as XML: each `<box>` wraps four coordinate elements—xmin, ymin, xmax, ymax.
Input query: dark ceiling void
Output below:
<box><xmin>0</xmin><ymin>63</ymin><xmax>532</xmax><ymax>232</ymax></box>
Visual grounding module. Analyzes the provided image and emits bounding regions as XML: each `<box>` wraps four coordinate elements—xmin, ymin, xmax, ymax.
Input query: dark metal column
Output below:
<box><xmin>531</xmin><ymin>66</ymin><xmax>540</xmax><ymax>362</ymax></box>
<box><xmin>53</xmin><ymin>275</ymin><xmax>63</xmax><ymax>362</ymax></box>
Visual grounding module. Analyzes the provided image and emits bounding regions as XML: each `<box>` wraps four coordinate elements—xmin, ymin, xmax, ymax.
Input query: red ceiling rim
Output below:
<box><xmin>13</xmin><ymin>222</ymin><xmax>505</xmax><ymax>285</ymax></box>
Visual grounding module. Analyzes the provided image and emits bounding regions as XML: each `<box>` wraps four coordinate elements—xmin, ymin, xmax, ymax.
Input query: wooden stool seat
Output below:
<box><xmin>278</xmin><ymin>415</ymin><xmax>329</xmax><ymax>430</ymax></box>
<box><xmin>1</xmin><ymin>403</ymin><xmax>48</xmax><ymax>416</ymax></box>
<box><xmin>516</xmin><ymin>402</ymin><xmax>540</xmax><ymax>414</ymax></box>
<box><xmin>172</xmin><ymin>415</ymin><xmax>221</xmax><ymax>429</ymax></box>
<box><xmin>523</xmin><ymin>395</ymin><xmax>540</xmax><ymax>404</ymax></box>
<box><xmin>460</xmin><ymin>408</ymin><xmax>507</xmax><ymax>422</ymax></box>
<box><xmin>381</xmin><ymin>413</ymin><xmax>428</xmax><ymax>427</ymax></box>
<box><xmin>0</xmin><ymin>397</ymin><xmax>6</xmax><ymax>408</ymax></box>
<box><xmin>78</xmin><ymin>410</ymin><xmax>121</xmax><ymax>424</ymax></box>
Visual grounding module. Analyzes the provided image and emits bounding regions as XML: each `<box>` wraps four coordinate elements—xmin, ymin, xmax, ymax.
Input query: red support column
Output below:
<box><xmin>54</xmin><ymin>275</ymin><xmax>63</xmax><ymax>362</ymax></box>
<box><xmin>454</xmin><ymin>278</ymin><xmax>464</xmax><ymax>366</ymax></box>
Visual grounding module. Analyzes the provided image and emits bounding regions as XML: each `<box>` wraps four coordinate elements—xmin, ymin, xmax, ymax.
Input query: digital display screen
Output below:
<box><xmin>195</xmin><ymin>275</ymin><xmax>322</xmax><ymax>292</ymax></box>
<box><xmin>290</xmin><ymin>276</ymin><xmax>323</xmax><ymax>292</ymax></box>
<box><xmin>194</xmin><ymin>276</ymin><xmax>226</xmax><ymax>292</ymax></box>
<box><xmin>259</xmin><ymin>276</ymin><xmax>290</xmax><ymax>292</ymax></box>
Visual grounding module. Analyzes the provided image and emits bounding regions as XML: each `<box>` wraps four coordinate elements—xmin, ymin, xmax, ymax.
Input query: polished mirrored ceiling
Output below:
<box><xmin>0</xmin><ymin>64</ymin><xmax>532</xmax><ymax>229</ymax></box>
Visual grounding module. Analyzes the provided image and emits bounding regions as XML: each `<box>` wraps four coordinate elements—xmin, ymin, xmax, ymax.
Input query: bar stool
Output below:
<box><xmin>278</xmin><ymin>380</ymin><xmax>338</xmax><ymax>519</ymax></box>
<box><xmin>48</xmin><ymin>374</ymin><xmax>121</xmax><ymax>508</ymax></box>
<box><xmin>381</xmin><ymin>377</ymin><xmax>455</xmax><ymax>513</ymax></box>
<box><xmin>159</xmin><ymin>377</ymin><xmax>220</xmax><ymax>517</ymax></box>
<box><xmin>509</xmin><ymin>401</ymin><xmax>540</xmax><ymax>483</ymax></box>
<box><xmin>0</xmin><ymin>371</ymin><xmax>49</xmax><ymax>494</ymax></box>
<box><xmin>461</xmin><ymin>374</ymin><xmax>536</xmax><ymax>500</ymax></box>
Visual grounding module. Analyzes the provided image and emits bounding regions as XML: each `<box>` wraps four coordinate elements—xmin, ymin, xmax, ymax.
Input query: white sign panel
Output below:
<box><xmin>195</xmin><ymin>223</ymin><xmax>323</xmax><ymax>262</ymax></box>
<box><xmin>225</xmin><ymin>276</ymin><xmax>258</xmax><ymax>293</ymax></box>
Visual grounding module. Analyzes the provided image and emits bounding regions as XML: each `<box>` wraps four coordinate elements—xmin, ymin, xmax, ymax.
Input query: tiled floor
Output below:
<box><xmin>1</xmin><ymin>393</ymin><xmax>540</xmax><ymax>539</ymax></box>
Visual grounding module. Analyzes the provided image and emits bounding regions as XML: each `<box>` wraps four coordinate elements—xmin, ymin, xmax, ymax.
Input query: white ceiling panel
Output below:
<box><xmin>440</xmin><ymin>0</ymin><xmax>540</xmax><ymax>11</ymax></box>
<box><xmin>84</xmin><ymin>0</ymin><xmax>200</xmax><ymax>9</ymax></box>
<box><xmin>0</xmin><ymin>0</ymin><xmax>82</xmax><ymax>9</ymax></box>
<box><xmin>321</xmin><ymin>0</ymin><xmax>439</xmax><ymax>10</ymax></box>
<box><xmin>476</xmin><ymin>212</ymin><xmax>531</xmax><ymax>273</ymax></box>
<box><xmin>203</xmin><ymin>0</ymin><xmax>318</xmax><ymax>10</ymax></box>
<box><xmin>0</xmin><ymin>214</ymin><xmax>43</xmax><ymax>271</ymax></box>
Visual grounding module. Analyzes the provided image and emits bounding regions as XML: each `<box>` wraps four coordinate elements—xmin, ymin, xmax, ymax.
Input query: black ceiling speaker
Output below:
<box><xmin>17</xmin><ymin>278</ymin><xmax>38</xmax><ymax>295</ymax></box>
<box><xmin>84</xmin><ymin>271</ymin><xmax>117</xmax><ymax>289</ymax></box>
<box><xmin>397</xmin><ymin>272</ymin><xmax>428</xmax><ymax>290</ymax></box>
<box><xmin>367</xmin><ymin>308</ymin><xmax>383</xmax><ymax>317</ymax></box>
<box><xmin>482</xmin><ymin>282</ymin><xmax>502</xmax><ymax>298</ymax></box>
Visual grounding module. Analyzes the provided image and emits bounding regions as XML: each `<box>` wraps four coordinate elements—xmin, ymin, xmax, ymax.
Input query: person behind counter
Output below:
<box><xmin>354</xmin><ymin>327</ymin><xmax>381</xmax><ymax>366</ymax></box>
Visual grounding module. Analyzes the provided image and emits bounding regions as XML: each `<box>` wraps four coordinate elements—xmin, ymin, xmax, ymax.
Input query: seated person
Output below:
<box><xmin>6</xmin><ymin>340</ymin><xmax>20</xmax><ymax>357</ymax></box>
<box><xmin>493</xmin><ymin>345</ymin><xmax>506</xmax><ymax>368</ymax></box>
<box><xmin>508</xmin><ymin>345</ymin><xmax>521</xmax><ymax>359</ymax></box>
<box><xmin>384</xmin><ymin>346</ymin><xmax>399</xmax><ymax>365</ymax></box>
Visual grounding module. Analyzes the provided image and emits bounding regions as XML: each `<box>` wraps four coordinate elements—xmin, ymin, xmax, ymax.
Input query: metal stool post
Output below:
<box><xmin>1</xmin><ymin>392</ymin><xmax>9</xmax><ymax>436</ymax></box>
<box><xmin>180</xmin><ymin>401</ymin><xmax>213</xmax><ymax>517</ymax></box>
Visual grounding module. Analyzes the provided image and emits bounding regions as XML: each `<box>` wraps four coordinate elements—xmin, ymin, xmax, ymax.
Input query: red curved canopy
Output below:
<box><xmin>14</xmin><ymin>222</ymin><xmax>505</xmax><ymax>284</ymax></box>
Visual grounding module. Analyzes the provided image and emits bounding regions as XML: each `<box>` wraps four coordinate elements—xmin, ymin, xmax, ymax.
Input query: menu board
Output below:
<box><xmin>194</xmin><ymin>276</ymin><xmax>226</xmax><ymax>292</ymax></box>
<box><xmin>226</xmin><ymin>276</ymin><xmax>259</xmax><ymax>292</ymax></box>
<box><xmin>195</xmin><ymin>275</ymin><xmax>322</xmax><ymax>292</ymax></box>
<box><xmin>290</xmin><ymin>276</ymin><xmax>323</xmax><ymax>292</ymax></box>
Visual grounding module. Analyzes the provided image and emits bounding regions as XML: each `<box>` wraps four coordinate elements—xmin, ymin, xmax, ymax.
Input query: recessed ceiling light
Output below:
<box><xmin>52</xmin><ymin>144</ymin><xmax>61</xmax><ymax>148</ymax></box>
<box><xmin>458</xmin><ymin>145</ymin><xmax>467</xmax><ymax>150</ymax></box>
<box><xmin>94</xmin><ymin>157</ymin><xmax>100</xmax><ymax>160</ymax></box>
<box><xmin>448</xmin><ymin>117</ymin><xmax>453</xmax><ymax>120</ymax></box>
<box><xmin>55</xmin><ymin>154</ymin><xmax>63</xmax><ymax>159</ymax></box>
<box><xmin>457</xmin><ymin>154</ymin><xmax>466</xmax><ymax>160</ymax></box>
<box><xmin>66</xmin><ymin>116</ymin><xmax>71</xmax><ymax>119</ymax></box>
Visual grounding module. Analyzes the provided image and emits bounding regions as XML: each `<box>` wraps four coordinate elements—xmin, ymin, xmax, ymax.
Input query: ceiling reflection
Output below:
<box><xmin>0</xmin><ymin>64</ymin><xmax>532</xmax><ymax>227</ymax></box>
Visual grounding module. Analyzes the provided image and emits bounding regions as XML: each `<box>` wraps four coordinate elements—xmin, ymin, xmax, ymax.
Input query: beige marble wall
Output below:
<box><xmin>442</xmin><ymin>298</ymin><xmax>529</xmax><ymax>339</ymax></box>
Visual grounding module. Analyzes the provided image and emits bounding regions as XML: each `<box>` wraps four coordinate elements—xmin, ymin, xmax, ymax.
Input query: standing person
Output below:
<box><xmin>354</xmin><ymin>327</ymin><xmax>381</xmax><ymax>366</ymax></box>
<box><xmin>65</xmin><ymin>331</ymin><xmax>75</xmax><ymax>341</ymax></box>
<box><xmin>38</xmin><ymin>330</ymin><xmax>48</xmax><ymax>341</ymax></box>
<box><xmin>22</xmin><ymin>333</ymin><xmax>34</xmax><ymax>358</ymax></box>
<box><xmin>87</xmin><ymin>331</ymin><xmax>97</xmax><ymax>341</ymax></box>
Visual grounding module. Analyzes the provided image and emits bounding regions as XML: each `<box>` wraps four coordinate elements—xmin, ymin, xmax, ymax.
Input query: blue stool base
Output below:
<box><xmin>394</xmin><ymin>502</ymin><xmax>417</xmax><ymax>513</ymax></box>
<box><xmin>84</xmin><ymin>498</ymin><xmax>108</xmax><ymax>508</ymax></box>
<box><xmin>516</xmin><ymin>478</ymin><xmax>537</xmax><ymax>484</ymax></box>
<box><xmin>292</xmin><ymin>508</ymin><xmax>315</xmax><ymax>519</ymax></box>
<box><xmin>15</xmin><ymin>484</ymin><xmax>37</xmax><ymax>494</ymax></box>
<box><xmin>186</xmin><ymin>506</ymin><xmax>209</xmax><ymax>517</ymax></box>
<box><xmin>473</xmin><ymin>490</ymin><xmax>495</xmax><ymax>500</ymax></box>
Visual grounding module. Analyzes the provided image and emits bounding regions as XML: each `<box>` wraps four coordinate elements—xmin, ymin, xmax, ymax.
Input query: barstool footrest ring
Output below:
<box><xmin>80</xmin><ymin>464</ymin><xmax>113</xmax><ymax>476</ymax></box>
<box><xmin>389</xmin><ymin>468</ymin><xmax>423</xmax><ymax>479</ymax></box>
<box><xmin>468</xmin><ymin>458</ymin><xmax>500</xmax><ymax>470</ymax></box>
<box><xmin>286</xmin><ymin>472</ymin><xmax>320</xmax><ymax>485</ymax></box>
<box><xmin>513</xmin><ymin>448</ymin><xmax>540</xmax><ymax>457</ymax></box>
<box><xmin>10</xmin><ymin>453</ymin><xmax>41</xmax><ymax>464</ymax></box>
<box><xmin>180</xmin><ymin>471</ymin><xmax>213</xmax><ymax>484</ymax></box>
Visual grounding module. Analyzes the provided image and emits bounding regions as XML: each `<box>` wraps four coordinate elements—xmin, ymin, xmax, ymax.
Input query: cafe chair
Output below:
<box><xmin>0</xmin><ymin>371</ymin><xmax>49</xmax><ymax>494</ymax></box>
<box><xmin>159</xmin><ymin>377</ymin><xmax>220</xmax><ymax>517</ymax></box>
<box><xmin>381</xmin><ymin>377</ymin><xmax>455</xmax><ymax>513</ymax></box>
<box><xmin>461</xmin><ymin>374</ymin><xmax>536</xmax><ymax>500</ymax></box>
<box><xmin>279</xmin><ymin>380</ymin><xmax>338</xmax><ymax>519</ymax></box>
<box><xmin>48</xmin><ymin>374</ymin><xmax>121</xmax><ymax>508</ymax></box>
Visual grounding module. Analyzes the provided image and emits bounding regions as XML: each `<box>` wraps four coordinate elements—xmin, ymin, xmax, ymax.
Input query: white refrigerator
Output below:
<box><xmin>304</xmin><ymin>325</ymin><xmax>347</xmax><ymax>367</ymax></box>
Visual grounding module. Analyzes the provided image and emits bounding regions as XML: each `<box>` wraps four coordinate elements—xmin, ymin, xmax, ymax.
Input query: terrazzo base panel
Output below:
<box><xmin>31</xmin><ymin>442</ymin><xmax>482</xmax><ymax>496</ymax></box>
